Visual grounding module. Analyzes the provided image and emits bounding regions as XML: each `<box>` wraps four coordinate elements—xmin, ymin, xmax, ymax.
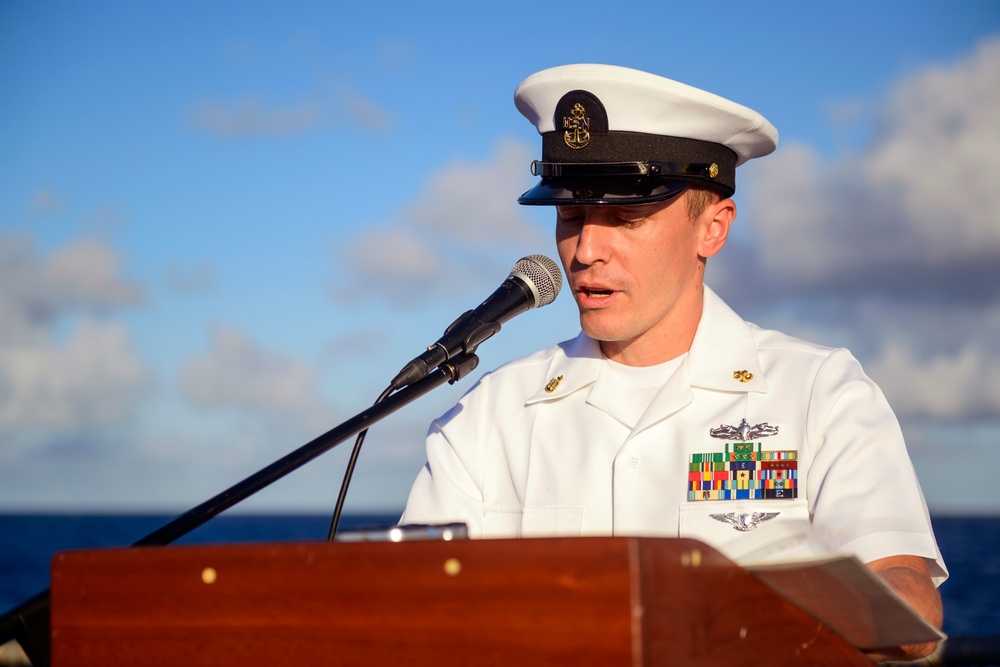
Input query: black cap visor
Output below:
<box><xmin>518</xmin><ymin>176</ymin><xmax>691</xmax><ymax>206</ymax></box>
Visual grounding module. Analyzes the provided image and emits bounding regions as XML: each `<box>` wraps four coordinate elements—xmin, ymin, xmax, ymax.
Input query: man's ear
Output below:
<box><xmin>699</xmin><ymin>198</ymin><xmax>736</xmax><ymax>258</ymax></box>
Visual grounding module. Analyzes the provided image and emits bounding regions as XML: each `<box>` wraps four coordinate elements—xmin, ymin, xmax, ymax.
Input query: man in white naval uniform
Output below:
<box><xmin>401</xmin><ymin>64</ymin><xmax>945</xmax><ymax>661</ymax></box>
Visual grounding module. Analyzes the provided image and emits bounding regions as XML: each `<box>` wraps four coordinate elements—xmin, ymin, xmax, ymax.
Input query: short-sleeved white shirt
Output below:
<box><xmin>401</xmin><ymin>287</ymin><xmax>947</xmax><ymax>584</ymax></box>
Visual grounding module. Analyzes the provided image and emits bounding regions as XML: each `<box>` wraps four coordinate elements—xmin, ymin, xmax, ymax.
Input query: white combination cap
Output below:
<box><xmin>514</xmin><ymin>64</ymin><xmax>778</xmax><ymax>205</ymax></box>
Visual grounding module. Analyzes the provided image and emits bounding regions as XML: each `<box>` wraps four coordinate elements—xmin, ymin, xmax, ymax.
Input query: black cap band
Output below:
<box><xmin>530</xmin><ymin>159</ymin><xmax>722</xmax><ymax>180</ymax></box>
<box><xmin>518</xmin><ymin>130</ymin><xmax>737</xmax><ymax>205</ymax></box>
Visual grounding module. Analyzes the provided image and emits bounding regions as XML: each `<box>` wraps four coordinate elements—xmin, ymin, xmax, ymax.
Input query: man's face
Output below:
<box><xmin>555</xmin><ymin>192</ymin><xmax>723</xmax><ymax>365</ymax></box>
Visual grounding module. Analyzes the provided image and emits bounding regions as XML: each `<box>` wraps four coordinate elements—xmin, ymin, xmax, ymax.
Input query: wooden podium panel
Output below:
<box><xmin>50</xmin><ymin>537</ymin><xmax>870</xmax><ymax>666</ymax></box>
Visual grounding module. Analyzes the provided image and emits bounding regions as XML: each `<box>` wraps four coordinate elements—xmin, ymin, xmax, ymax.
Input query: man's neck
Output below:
<box><xmin>599</xmin><ymin>286</ymin><xmax>705</xmax><ymax>367</ymax></box>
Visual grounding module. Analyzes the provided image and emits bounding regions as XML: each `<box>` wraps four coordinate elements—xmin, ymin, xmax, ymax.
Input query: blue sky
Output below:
<box><xmin>1</xmin><ymin>1</ymin><xmax>999</xmax><ymax>516</ymax></box>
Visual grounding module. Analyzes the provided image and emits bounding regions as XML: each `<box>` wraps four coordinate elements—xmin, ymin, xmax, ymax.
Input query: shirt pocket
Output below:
<box><xmin>678</xmin><ymin>500</ymin><xmax>821</xmax><ymax>563</ymax></box>
<box><xmin>483</xmin><ymin>506</ymin><xmax>584</xmax><ymax>538</ymax></box>
<box><xmin>522</xmin><ymin>507</ymin><xmax>584</xmax><ymax>537</ymax></box>
<box><xmin>483</xmin><ymin>507</ymin><xmax>522</xmax><ymax>538</ymax></box>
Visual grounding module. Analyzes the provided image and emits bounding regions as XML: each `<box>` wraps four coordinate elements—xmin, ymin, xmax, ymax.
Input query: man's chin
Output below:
<box><xmin>578</xmin><ymin>315</ymin><xmax>629</xmax><ymax>343</ymax></box>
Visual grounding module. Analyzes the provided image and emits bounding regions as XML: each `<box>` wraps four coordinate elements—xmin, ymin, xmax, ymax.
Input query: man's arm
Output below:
<box><xmin>865</xmin><ymin>555</ymin><xmax>943</xmax><ymax>661</ymax></box>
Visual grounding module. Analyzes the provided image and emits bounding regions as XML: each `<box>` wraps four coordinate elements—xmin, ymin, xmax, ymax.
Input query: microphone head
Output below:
<box><xmin>510</xmin><ymin>254</ymin><xmax>562</xmax><ymax>307</ymax></box>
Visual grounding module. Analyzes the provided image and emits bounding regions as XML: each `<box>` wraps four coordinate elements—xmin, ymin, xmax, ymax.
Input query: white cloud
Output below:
<box><xmin>868</xmin><ymin>38</ymin><xmax>1000</xmax><ymax>254</ymax></box>
<box><xmin>336</xmin><ymin>139</ymin><xmax>546</xmax><ymax>305</ymax></box>
<box><xmin>43</xmin><ymin>239</ymin><xmax>143</xmax><ymax>305</ymax></box>
<box><xmin>863</xmin><ymin>298</ymin><xmax>1000</xmax><ymax>420</ymax></box>
<box><xmin>179</xmin><ymin>326</ymin><xmax>334</xmax><ymax>431</ymax></box>
<box><xmin>337</xmin><ymin>227</ymin><xmax>444</xmax><ymax>305</ymax></box>
<box><xmin>0</xmin><ymin>235</ymin><xmax>150</xmax><ymax>440</ymax></box>
<box><xmin>868</xmin><ymin>340</ymin><xmax>1000</xmax><ymax>420</ymax></box>
<box><xmin>743</xmin><ymin>36</ymin><xmax>1000</xmax><ymax>301</ymax></box>
<box><xmin>405</xmin><ymin>140</ymin><xmax>544</xmax><ymax>245</ymax></box>
<box><xmin>167</xmin><ymin>262</ymin><xmax>215</xmax><ymax>296</ymax></box>
<box><xmin>0</xmin><ymin>317</ymin><xmax>150</xmax><ymax>435</ymax></box>
<box><xmin>190</xmin><ymin>83</ymin><xmax>398</xmax><ymax>137</ymax></box>
<box><xmin>0</xmin><ymin>234</ymin><xmax>143</xmax><ymax>339</ymax></box>
<box><xmin>190</xmin><ymin>97</ymin><xmax>322</xmax><ymax>137</ymax></box>
<box><xmin>333</xmin><ymin>86</ymin><xmax>395</xmax><ymax>132</ymax></box>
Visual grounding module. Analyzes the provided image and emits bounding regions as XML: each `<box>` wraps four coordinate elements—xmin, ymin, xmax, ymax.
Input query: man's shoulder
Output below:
<box><xmin>703</xmin><ymin>288</ymin><xmax>848</xmax><ymax>368</ymax></box>
<box><xmin>704</xmin><ymin>287</ymin><xmax>844</xmax><ymax>362</ymax></box>
<box><xmin>748</xmin><ymin>322</ymin><xmax>840</xmax><ymax>357</ymax></box>
<box><xmin>745</xmin><ymin>321</ymin><xmax>871</xmax><ymax>385</ymax></box>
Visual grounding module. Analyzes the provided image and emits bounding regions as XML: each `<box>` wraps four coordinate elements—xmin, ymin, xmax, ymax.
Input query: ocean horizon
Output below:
<box><xmin>1</xmin><ymin>512</ymin><xmax>997</xmax><ymax>642</ymax></box>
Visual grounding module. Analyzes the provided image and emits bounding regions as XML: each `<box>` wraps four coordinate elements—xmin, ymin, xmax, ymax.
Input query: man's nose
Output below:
<box><xmin>573</xmin><ymin>211</ymin><xmax>613</xmax><ymax>266</ymax></box>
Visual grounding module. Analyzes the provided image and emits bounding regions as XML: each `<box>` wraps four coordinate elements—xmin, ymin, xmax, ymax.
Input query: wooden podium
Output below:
<box><xmin>49</xmin><ymin>536</ymin><xmax>872</xmax><ymax>666</ymax></box>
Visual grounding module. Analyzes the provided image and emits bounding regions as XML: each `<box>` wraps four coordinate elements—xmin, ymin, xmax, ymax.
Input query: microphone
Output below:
<box><xmin>391</xmin><ymin>254</ymin><xmax>562</xmax><ymax>388</ymax></box>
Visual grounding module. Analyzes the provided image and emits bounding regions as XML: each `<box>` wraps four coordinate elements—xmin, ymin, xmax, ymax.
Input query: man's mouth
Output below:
<box><xmin>577</xmin><ymin>284</ymin><xmax>618</xmax><ymax>302</ymax></box>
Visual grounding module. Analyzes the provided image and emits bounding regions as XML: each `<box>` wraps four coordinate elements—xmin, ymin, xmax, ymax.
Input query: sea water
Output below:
<box><xmin>1</xmin><ymin>513</ymin><xmax>997</xmax><ymax>639</ymax></box>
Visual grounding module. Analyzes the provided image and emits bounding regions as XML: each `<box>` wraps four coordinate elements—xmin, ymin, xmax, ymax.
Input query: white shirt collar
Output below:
<box><xmin>526</xmin><ymin>286</ymin><xmax>768</xmax><ymax>404</ymax></box>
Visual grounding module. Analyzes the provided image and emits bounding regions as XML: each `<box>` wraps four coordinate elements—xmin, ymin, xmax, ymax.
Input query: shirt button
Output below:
<box><xmin>628</xmin><ymin>456</ymin><xmax>640</xmax><ymax>468</ymax></box>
